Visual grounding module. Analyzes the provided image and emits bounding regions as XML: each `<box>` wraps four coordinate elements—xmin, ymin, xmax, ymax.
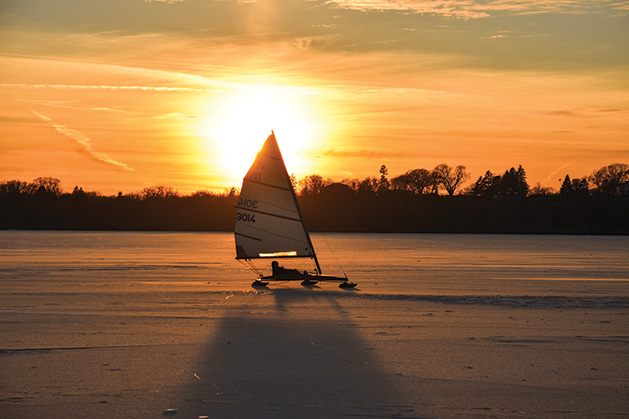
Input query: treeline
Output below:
<box><xmin>1</xmin><ymin>163</ymin><xmax>628</xmax><ymax>234</ymax></box>
<box><xmin>0</xmin><ymin>179</ymin><xmax>237</xmax><ymax>231</ymax></box>
<box><xmin>298</xmin><ymin>163</ymin><xmax>628</xmax><ymax>234</ymax></box>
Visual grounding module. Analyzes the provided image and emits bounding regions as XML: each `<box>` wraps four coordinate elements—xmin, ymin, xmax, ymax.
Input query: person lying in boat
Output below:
<box><xmin>271</xmin><ymin>261</ymin><xmax>304</xmax><ymax>277</ymax></box>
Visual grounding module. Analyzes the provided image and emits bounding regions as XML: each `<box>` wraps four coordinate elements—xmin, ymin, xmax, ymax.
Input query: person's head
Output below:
<box><xmin>272</xmin><ymin>261</ymin><xmax>278</xmax><ymax>268</ymax></box>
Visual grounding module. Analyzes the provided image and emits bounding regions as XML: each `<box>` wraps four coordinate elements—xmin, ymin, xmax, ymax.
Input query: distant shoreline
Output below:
<box><xmin>2</xmin><ymin>190</ymin><xmax>628</xmax><ymax>235</ymax></box>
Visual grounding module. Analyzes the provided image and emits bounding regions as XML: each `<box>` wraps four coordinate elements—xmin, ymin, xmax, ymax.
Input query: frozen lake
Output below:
<box><xmin>1</xmin><ymin>231</ymin><xmax>628</xmax><ymax>418</ymax></box>
<box><xmin>1</xmin><ymin>231</ymin><xmax>628</xmax><ymax>300</ymax></box>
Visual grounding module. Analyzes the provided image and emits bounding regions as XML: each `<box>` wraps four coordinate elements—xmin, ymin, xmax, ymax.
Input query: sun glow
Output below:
<box><xmin>201</xmin><ymin>85</ymin><xmax>321</xmax><ymax>185</ymax></box>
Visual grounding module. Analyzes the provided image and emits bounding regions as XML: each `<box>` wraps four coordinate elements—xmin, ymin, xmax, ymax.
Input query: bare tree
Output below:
<box><xmin>391</xmin><ymin>168</ymin><xmax>434</xmax><ymax>194</ymax></box>
<box><xmin>32</xmin><ymin>177</ymin><xmax>62</xmax><ymax>196</ymax></box>
<box><xmin>590</xmin><ymin>163</ymin><xmax>629</xmax><ymax>196</ymax></box>
<box><xmin>432</xmin><ymin>164</ymin><xmax>469</xmax><ymax>196</ymax></box>
<box><xmin>299</xmin><ymin>175</ymin><xmax>330</xmax><ymax>197</ymax></box>
<box><xmin>140</xmin><ymin>185</ymin><xmax>178</xmax><ymax>199</ymax></box>
<box><xmin>0</xmin><ymin>180</ymin><xmax>33</xmax><ymax>194</ymax></box>
<box><xmin>530</xmin><ymin>182</ymin><xmax>556</xmax><ymax>196</ymax></box>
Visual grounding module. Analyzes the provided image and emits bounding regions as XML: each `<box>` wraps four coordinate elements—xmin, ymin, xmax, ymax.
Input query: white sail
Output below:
<box><xmin>235</xmin><ymin>132</ymin><xmax>315</xmax><ymax>261</ymax></box>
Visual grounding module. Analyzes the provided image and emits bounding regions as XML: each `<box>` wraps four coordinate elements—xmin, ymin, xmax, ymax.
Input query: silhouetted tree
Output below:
<box><xmin>33</xmin><ymin>177</ymin><xmax>62</xmax><ymax>196</ymax></box>
<box><xmin>358</xmin><ymin>176</ymin><xmax>378</xmax><ymax>196</ymax></box>
<box><xmin>590</xmin><ymin>163</ymin><xmax>629</xmax><ymax>196</ymax></box>
<box><xmin>467</xmin><ymin>170</ymin><xmax>496</xmax><ymax>197</ymax></box>
<box><xmin>72</xmin><ymin>186</ymin><xmax>86</xmax><ymax>196</ymax></box>
<box><xmin>378</xmin><ymin>165</ymin><xmax>390</xmax><ymax>192</ymax></box>
<box><xmin>560</xmin><ymin>175</ymin><xmax>573</xmax><ymax>196</ymax></box>
<box><xmin>433</xmin><ymin>164</ymin><xmax>469</xmax><ymax>196</ymax></box>
<box><xmin>572</xmin><ymin>177</ymin><xmax>590</xmax><ymax>197</ymax></box>
<box><xmin>140</xmin><ymin>185</ymin><xmax>178</xmax><ymax>199</ymax></box>
<box><xmin>340</xmin><ymin>178</ymin><xmax>361</xmax><ymax>192</ymax></box>
<box><xmin>218</xmin><ymin>187</ymin><xmax>238</xmax><ymax>198</ymax></box>
<box><xmin>530</xmin><ymin>182</ymin><xmax>555</xmax><ymax>196</ymax></box>
<box><xmin>515</xmin><ymin>165</ymin><xmax>529</xmax><ymax>195</ymax></box>
<box><xmin>466</xmin><ymin>166</ymin><xmax>529</xmax><ymax>197</ymax></box>
<box><xmin>0</xmin><ymin>180</ymin><xmax>34</xmax><ymax>194</ymax></box>
<box><xmin>391</xmin><ymin>168</ymin><xmax>434</xmax><ymax>194</ymax></box>
<box><xmin>499</xmin><ymin>166</ymin><xmax>528</xmax><ymax>196</ymax></box>
<box><xmin>299</xmin><ymin>175</ymin><xmax>330</xmax><ymax>197</ymax></box>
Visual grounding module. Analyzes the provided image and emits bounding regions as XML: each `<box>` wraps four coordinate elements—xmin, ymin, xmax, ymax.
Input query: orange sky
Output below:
<box><xmin>1</xmin><ymin>0</ymin><xmax>628</xmax><ymax>195</ymax></box>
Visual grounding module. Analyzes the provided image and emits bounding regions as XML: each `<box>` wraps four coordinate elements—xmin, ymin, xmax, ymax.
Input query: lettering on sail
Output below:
<box><xmin>236</xmin><ymin>212</ymin><xmax>256</xmax><ymax>223</ymax></box>
<box><xmin>237</xmin><ymin>197</ymin><xmax>258</xmax><ymax>209</ymax></box>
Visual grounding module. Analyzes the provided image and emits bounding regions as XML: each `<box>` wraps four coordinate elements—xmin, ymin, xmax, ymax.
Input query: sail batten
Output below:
<box><xmin>234</xmin><ymin>132</ymin><xmax>316</xmax><ymax>261</ymax></box>
<box><xmin>234</xmin><ymin>232</ymin><xmax>261</xmax><ymax>242</ymax></box>
<box><xmin>244</xmin><ymin>179</ymin><xmax>292</xmax><ymax>192</ymax></box>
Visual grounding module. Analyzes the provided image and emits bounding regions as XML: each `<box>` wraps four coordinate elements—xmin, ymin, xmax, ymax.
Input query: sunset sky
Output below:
<box><xmin>1</xmin><ymin>0</ymin><xmax>628</xmax><ymax>195</ymax></box>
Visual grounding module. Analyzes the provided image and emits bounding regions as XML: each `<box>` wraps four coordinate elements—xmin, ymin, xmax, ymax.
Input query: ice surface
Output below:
<box><xmin>1</xmin><ymin>231</ymin><xmax>627</xmax><ymax>418</ymax></box>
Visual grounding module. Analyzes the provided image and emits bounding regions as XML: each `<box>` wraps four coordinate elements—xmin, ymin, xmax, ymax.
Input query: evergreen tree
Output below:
<box><xmin>515</xmin><ymin>165</ymin><xmax>529</xmax><ymax>196</ymax></box>
<box><xmin>560</xmin><ymin>175</ymin><xmax>573</xmax><ymax>196</ymax></box>
<box><xmin>378</xmin><ymin>165</ymin><xmax>390</xmax><ymax>191</ymax></box>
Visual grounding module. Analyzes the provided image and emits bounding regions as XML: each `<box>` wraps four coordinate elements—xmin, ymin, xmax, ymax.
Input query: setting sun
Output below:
<box><xmin>199</xmin><ymin>85</ymin><xmax>321</xmax><ymax>184</ymax></box>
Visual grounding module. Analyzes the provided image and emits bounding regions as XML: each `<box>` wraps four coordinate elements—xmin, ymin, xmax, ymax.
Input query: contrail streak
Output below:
<box><xmin>544</xmin><ymin>160</ymin><xmax>576</xmax><ymax>182</ymax></box>
<box><xmin>31</xmin><ymin>109</ymin><xmax>135</xmax><ymax>172</ymax></box>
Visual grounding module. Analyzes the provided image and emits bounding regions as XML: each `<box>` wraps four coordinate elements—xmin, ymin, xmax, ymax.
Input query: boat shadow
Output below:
<box><xmin>175</xmin><ymin>288</ymin><xmax>419</xmax><ymax>418</ymax></box>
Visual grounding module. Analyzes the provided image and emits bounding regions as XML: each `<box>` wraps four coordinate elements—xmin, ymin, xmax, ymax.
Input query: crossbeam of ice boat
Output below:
<box><xmin>251</xmin><ymin>273</ymin><xmax>356</xmax><ymax>288</ymax></box>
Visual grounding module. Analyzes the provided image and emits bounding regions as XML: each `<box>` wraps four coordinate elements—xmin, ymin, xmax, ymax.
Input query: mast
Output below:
<box><xmin>273</xmin><ymin>131</ymin><xmax>323</xmax><ymax>275</ymax></box>
<box><xmin>290</xmin><ymin>174</ymin><xmax>322</xmax><ymax>275</ymax></box>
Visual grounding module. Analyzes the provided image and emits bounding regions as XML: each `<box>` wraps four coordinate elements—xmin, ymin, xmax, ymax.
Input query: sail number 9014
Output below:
<box><xmin>236</xmin><ymin>212</ymin><xmax>256</xmax><ymax>223</ymax></box>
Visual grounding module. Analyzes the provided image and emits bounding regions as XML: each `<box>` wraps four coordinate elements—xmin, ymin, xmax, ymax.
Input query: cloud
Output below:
<box><xmin>2</xmin><ymin>83</ymin><xmax>210</xmax><ymax>93</ymax></box>
<box><xmin>326</xmin><ymin>0</ymin><xmax>618</xmax><ymax>19</ymax></box>
<box><xmin>327</xmin><ymin>0</ymin><xmax>490</xmax><ymax>19</ymax></box>
<box><xmin>544</xmin><ymin>109</ymin><xmax>584</xmax><ymax>117</ymax></box>
<box><xmin>21</xmin><ymin>99</ymin><xmax>126</xmax><ymax>113</ymax></box>
<box><xmin>30</xmin><ymin>109</ymin><xmax>135</xmax><ymax>172</ymax></box>
<box><xmin>310</xmin><ymin>148</ymin><xmax>423</xmax><ymax>159</ymax></box>
<box><xmin>544</xmin><ymin>160</ymin><xmax>576</xmax><ymax>182</ymax></box>
<box><xmin>154</xmin><ymin>112</ymin><xmax>196</xmax><ymax>119</ymax></box>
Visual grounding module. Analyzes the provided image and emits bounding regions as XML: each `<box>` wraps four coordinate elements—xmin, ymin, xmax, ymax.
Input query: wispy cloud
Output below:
<box><xmin>3</xmin><ymin>83</ymin><xmax>210</xmax><ymax>93</ymax></box>
<box><xmin>327</xmin><ymin>0</ymin><xmax>619</xmax><ymax>19</ymax></box>
<box><xmin>154</xmin><ymin>112</ymin><xmax>196</xmax><ymax>119</ymax></box>
<box><xmin>23</xmin><ymin>99</ymin><xmax>126</xmax><ymax>113</ymax></box>
<box><xmin>544</xmin><ymin>160</ymin><xmax>577</xmax><ymax>182</ymax></box>
<box><xmin>327</xmin><ymin>0</ymin><xmax>490</xmax><ymax>19</ymax></box>
<box><xmin>31</xmin><ymin>109</ymin><xmax>135</xmax><ymax>172</ymax></box>
<box><xmin>309</xmin><ymin>148</ymin><xmax>423</xmax><ymax>159</ymax></box>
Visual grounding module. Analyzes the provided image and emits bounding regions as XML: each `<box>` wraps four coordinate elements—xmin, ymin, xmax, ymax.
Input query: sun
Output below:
<box><xmin>200</xmin><ymin>85</ymin><xmax>320</xmax><ymax>185</ymax></box>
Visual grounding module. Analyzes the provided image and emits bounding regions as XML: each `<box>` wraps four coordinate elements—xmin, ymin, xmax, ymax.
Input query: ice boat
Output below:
<box><xmin>234</xmin><ymin>131</ymin><xmax>356</xmax><ymax>289</ymax></box>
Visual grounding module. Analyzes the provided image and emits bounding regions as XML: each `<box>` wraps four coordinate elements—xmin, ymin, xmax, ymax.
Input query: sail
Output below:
<box><xmin>234</xmin><ymin>132</ymin><xmax>314</xmax><ymax>260</ymax></box>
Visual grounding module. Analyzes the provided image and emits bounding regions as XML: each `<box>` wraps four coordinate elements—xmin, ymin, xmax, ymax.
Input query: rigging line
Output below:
<box><xmin>238</xmin><ymin>259</ymin><xmax>263</xmax><ymax>278</ymax></box>
<box><xmin>310</xmin><ymin>257</ymin><xmax>320</xmax><ymax>276</ymax></box>
<box><xmin>320</xmin><ymin>234</ymin><xmax>348</xmax><ymax>279</ymax></box>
